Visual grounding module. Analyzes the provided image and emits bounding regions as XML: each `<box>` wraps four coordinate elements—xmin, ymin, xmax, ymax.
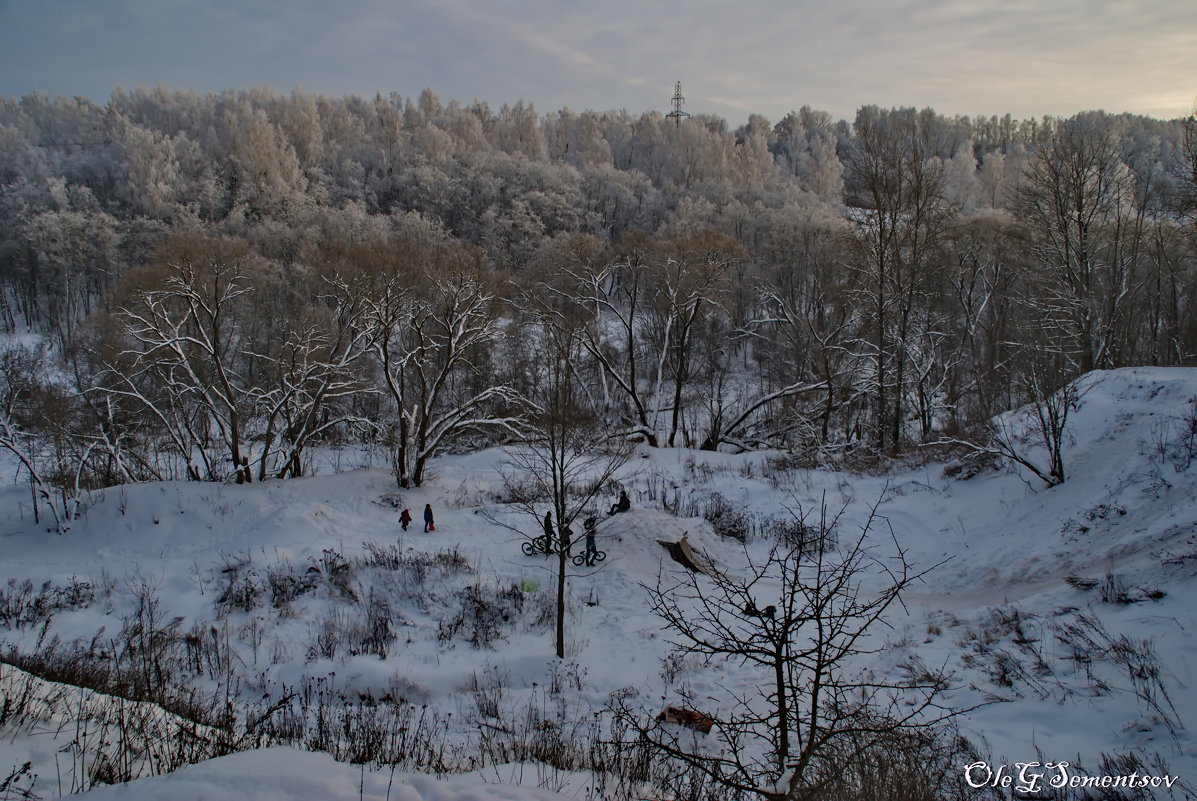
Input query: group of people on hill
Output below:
<box><xmin>542</xmin><ymin>511</ymin><xmax>602</xmax><ymax>565</ymax></box>
<box><xmin>537</xmin><ymin>490</ymin><xmax>631</xmax><ymax>564</ymax></box>
<box><xmin>398</xmin><ymin>490</ymin><xmax>630</xmax><ymax>567</ymax></box>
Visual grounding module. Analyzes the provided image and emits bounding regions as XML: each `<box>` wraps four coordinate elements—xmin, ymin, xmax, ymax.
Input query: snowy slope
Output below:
<box><xmin>68</xmin><ymin>746</ymin><xmax>578</xmax><ymax>801</ymax></box>
<box><xmin>1</xmin><ymin>367</ymin><xmax>1195</xmax><ymax>797</ymax></box>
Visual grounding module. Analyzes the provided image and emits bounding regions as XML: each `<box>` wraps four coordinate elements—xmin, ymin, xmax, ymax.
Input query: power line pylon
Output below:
<box><xmin>666</xmin><ymin>81</ymin><xmax>691</xmax><ymax>128</ymax></box>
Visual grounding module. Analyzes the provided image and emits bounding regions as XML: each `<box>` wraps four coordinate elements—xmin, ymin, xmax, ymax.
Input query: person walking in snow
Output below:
<box><xmin>400</xmin><ymin>508</ymin><xmax>412</xmax><ymax>532</ymax></box>
<box><xmin>423</xmin><ymin>503</ymin><xmax>434</xmax><ymax>532</ymax></box>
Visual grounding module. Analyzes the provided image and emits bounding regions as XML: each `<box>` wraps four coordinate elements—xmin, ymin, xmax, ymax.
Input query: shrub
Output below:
<box><xmin>0</xmin><ymin>576</ymin><xmax>95</xmax><ymax>630</ymax></box>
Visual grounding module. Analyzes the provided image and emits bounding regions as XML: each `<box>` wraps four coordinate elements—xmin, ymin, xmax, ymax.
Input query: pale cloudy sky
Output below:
<box><xmin>1</xmin><ymin>0</ymin><xmax>1193</xmax><ymax>125</ymax></box>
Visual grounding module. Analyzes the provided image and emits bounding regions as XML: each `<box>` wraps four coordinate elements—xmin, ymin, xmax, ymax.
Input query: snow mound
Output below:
<box><xmin>993</xmin><ymin>366</ymin><xmax>1197</xmax><ymax>482</ymax></box>
<box><xmin>1053</xmin><ymin>367</ymin><xmax>1197</xmax><ymax>459</ymax></box>
<box><xmin>75</xmin><ymin>747</ymin><xmax>574</xmax><ymax>800</ymax></box>
<box><xmin>901</xmin><ymin>367</ymin><xmax>1197</xmax><ymax>596</ymax></box>
<box><xmin>595</xmin><ymin>507</ymin><xmax>724</xmax><ymax>582</ymax></box>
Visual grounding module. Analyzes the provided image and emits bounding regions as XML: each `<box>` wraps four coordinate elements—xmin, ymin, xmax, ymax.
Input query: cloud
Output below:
<box><xmin>1</xmin><ymin>0</ymin><xmax>1194</xmax><ymax>122</ymax></box>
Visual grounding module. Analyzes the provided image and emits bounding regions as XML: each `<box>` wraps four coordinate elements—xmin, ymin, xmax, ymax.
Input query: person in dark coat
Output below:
<box><xmin>423</xmin><ymin>504</ymin><xmax>434</xmax><ymax>532</ymax></box>
<box><xmin>608</xmin><ymin>490</ymin><xmax>630</xmax><ymax>515</ymax></box>
<box><xmin>542</xmin><ymin>511</ymin><xmax>555</xmax><ymax>553</ymax></box>
<box><xmin>400</xmin><ymin>508</ymin><xmax>412</xmax><ymax>531</ymax></box>
<box><xmin>583</xmin><ymin>516</ymin><xmax>598</xmax><ymax>565</ymax></box>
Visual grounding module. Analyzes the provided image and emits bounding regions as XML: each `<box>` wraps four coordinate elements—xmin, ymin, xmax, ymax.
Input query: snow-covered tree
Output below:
<box><xmin>1013</xmin><ymin>115</ymin><xmax>1146</xmax><ymax>373</ymax></box>
<box><xmin>942</xmin><ymin>142</ymin><xmax>984</xmax><ymax>212</ymax></box>
<box><xmin>843</xmin><ymin>106</ymin><xmax>956</xmax><ymax>454</ymax></box>
<box><xmin>361</xmin><ymin>252</ymin><xmax>521</xmax><ymax>487</ymax></box>
<box><xmin>250</xmin><ymin>292</ymin><xmax>374</xmax><ymax>481</ymax></box>
<box><xmin>105</xmin><ymin>259</ymin><xmax>257</xmax><ymax>481</ymax></box>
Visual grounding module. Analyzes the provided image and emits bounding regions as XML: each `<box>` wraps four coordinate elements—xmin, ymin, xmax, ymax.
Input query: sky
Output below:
<box><xmin>0</xmin><ymin>0</ymin><xmax>1194</xmax><ymax>126</ymax></box>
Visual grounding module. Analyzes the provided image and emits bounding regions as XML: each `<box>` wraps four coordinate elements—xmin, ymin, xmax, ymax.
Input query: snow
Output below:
<box><xmin>69</xmin><ymin>747</ymin><xmax>575</xmax><ymax>801</ymax></box>
<box><xmin>1</xmin><ymin>366</ymin><xmax>1196</xmax><ymax>798</ymax></box>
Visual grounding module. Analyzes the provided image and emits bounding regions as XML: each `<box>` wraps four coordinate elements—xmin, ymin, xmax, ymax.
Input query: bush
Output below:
<box><xmin>437</xmin><ymin>583</ymin><xmax>525</xmax><ymax>649</ymax></box>
<box><xmin>265</xmin><ymin>562</ymin><xmax>320</xmax><ymax>610</ymax></box>
<box><xmin>0</xmin><ymin>576</ymin><xmax>95</xmax><ymax>630</ymax></box>
<box><xmin>215</xmin><ymin>553</ymin><xmax>262</xmax><ymax>615</ymax></box>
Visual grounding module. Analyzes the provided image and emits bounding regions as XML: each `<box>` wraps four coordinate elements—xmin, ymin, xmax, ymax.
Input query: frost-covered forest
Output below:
<box><xmin>0</xmin><ymin>87</ymin><xmax>1195</xmax><ymax>511</ymax></box>
<box><xmin>3</xmin><ymin>86</ymin><xmax>1197</xmax><ymax>800</ymax></box>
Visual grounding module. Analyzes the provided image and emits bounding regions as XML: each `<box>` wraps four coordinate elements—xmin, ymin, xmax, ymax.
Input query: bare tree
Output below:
<box><xmin>843</xmin><ymin>106</ymin><xmax>956</xmax><ymax>455</ymax></box>
<box><xmin>1138</xmin><ymin>220</ymin><xmax>1197</xmax><ymax>366</ymax></box>
<box><xmin>1183</xmin><ymin>108</ymin><xmax>1197</xmax><ymax>226</ymax></box>
<box><xmin>751</xmin><ymin>212</ymin><xmax>858</xmax><ymax>451</ymax></box>
<box><xmin>103</xmin><ymin>261</ymin><xmax>255</xmax><ymax>482</ymax></box>
<box><xmin>1013</xmin><ymin>115</ymin><xmax>1146</xmax><ymax>373</ymax></box>
<box><xmin>620</xmin><ymin>497</ymin><xmax>958</xmax><ymax>801</ymax></box>
<box><xmin>941</xmin><ymin>213</ymin><xmax>1020</xmax><ymax>432</ymax></box>
<box><xmin>499</xmin><ymin>303</ymin><xmax>632</xmax><ymax>659</ymax></box>
<box><xmin>647</xmin><ymin>231</ymin><xmax>737</xmax><ymax>448</ymax></box>
<box><xmin>554</xmin><ymin>231</ymin><xmax>736</xmax><ymax>449</ymax></box>
<box><xmin>0</xmin><ymin>341</ymin><xmax>91</xmax><ymax>531</ymax></box>
<box><xmin>560</xmin><ymin>241</ymin><xmax>664</xmax><ymax>446</ymax></box>
<box><xmin>694</xmin><ymin>329</ymin><xmax>829</xmax><ymax>452</ymax></box>
<box><xmin>1004</xmin><ymin>351</ymin><xmax>1085</xmax><ymax>486</ymax></box>
<box><xmin>362</xmin><ymin>265</ymin><xmax>522</xmax><ymax>487</ymax></box>
<box><xmin>940</xmin><ymin>351</ymin><xmax>1090</xmax><ymax>487</ymax></box>
<box><xmin>250</xmin><ymin>293</ymin><xmax>374</xmax><ymax>480</ymax></box>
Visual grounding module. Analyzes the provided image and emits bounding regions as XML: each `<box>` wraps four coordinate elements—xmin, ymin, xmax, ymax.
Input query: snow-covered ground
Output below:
<box><xmin>2</xmin><ymin>366</ymin><xmax>1196</xmax><ymax>799</ymax></box>
<box><xmin>52</xmin><ymin>747</ymin><xmax>579</xmax><ymax>801</ymax></box>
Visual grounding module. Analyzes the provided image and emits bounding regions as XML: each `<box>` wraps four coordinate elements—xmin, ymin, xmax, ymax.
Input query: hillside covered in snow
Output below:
<box><xmin>2</xmin><ymin>366</ymin><xmax>1197</xmax><ymax>799</ymax></box>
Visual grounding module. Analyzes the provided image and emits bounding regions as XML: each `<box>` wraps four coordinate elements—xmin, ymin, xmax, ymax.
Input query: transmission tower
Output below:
<box><xmin>666</xmin><ymin>81</ymin><xmax>691</xmax><ymax>127</ymax></box>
